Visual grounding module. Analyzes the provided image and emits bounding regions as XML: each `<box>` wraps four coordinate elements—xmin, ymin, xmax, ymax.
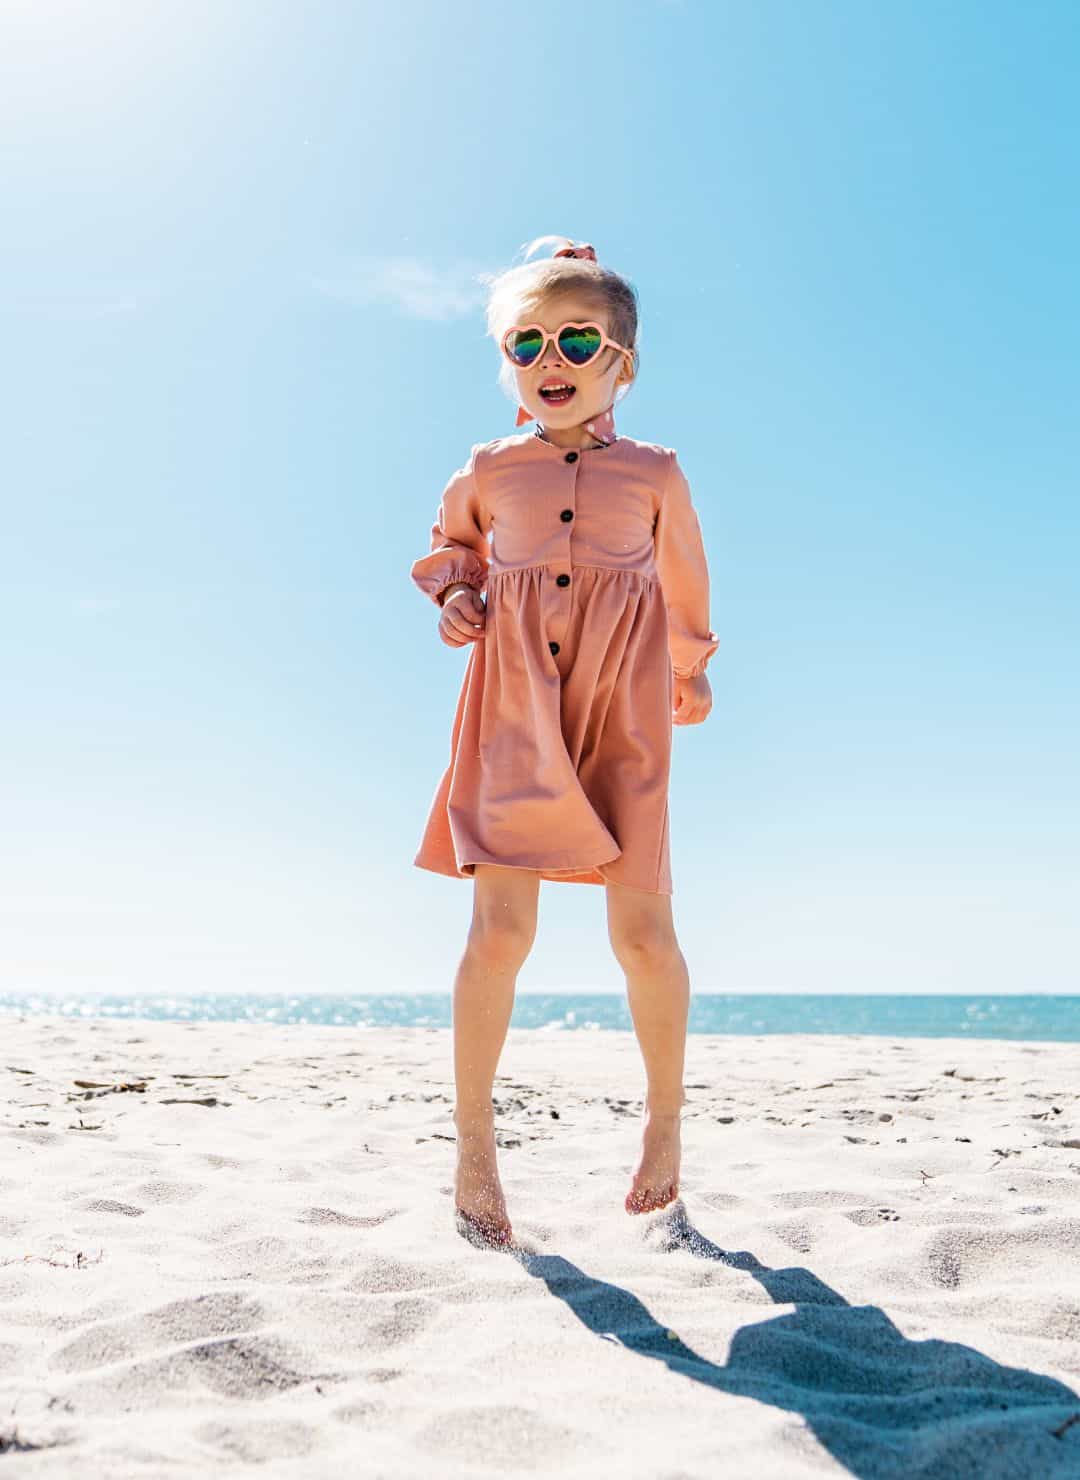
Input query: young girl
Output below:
<box><xmin>410</xmin><ymin>236</ymin><xmax>718</xmax><ymax>1248</ymax></box>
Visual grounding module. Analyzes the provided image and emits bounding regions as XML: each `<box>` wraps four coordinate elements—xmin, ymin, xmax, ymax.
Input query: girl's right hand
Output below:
<box><xmin>439</xmin><ymin>586</ymin><xmax>487</xmax><ymax>646</ymax></box>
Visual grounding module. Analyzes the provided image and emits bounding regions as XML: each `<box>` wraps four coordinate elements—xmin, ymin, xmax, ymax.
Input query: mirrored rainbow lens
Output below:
<box><xmin>558</xmin><ymin>325</ymin><xmax>602</xmax><ymax>365</ymax></box>
<box><xmin>506</xmin><ymin>329</ymin><xmax>544</xmax><ymax>366</ymax></box>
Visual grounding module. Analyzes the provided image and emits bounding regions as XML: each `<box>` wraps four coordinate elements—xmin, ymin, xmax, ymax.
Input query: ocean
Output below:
<box><xmin>0</xmin><ymin>992</ymin><xmax>1077</xmax><ymax>1041</ymax></box>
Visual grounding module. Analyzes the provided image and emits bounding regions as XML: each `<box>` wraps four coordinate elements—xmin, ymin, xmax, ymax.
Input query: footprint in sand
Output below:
<box><xmin>844</xmin><ymin>1207</ymin><xmax>902</xmax><ymax>1225</ymax></box>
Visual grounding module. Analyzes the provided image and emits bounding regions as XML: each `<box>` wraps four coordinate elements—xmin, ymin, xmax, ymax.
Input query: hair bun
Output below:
<box><xmin>552</xmin><ymin>242</ymin><xmax>597</xmax><ymax>263</ymax></box>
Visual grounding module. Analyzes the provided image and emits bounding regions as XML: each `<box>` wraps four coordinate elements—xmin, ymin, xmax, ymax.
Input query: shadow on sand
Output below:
<box><xmin>515</xmin><ymin>1201</ymin><xmax>1079</xmax><ymax>1479</ymax></box>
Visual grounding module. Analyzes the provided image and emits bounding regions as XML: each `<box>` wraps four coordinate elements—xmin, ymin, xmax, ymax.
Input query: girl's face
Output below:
<box><xmin>508</xmin><ymin>293</ymin><xmax>634</xmax><ymax>432</ymax></box>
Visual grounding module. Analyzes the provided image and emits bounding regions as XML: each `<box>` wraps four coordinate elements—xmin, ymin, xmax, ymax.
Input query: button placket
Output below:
<box><xmin>549</xmin><ymin>451</ymin><xmax>580</xmax><ymax>665</ymax></box>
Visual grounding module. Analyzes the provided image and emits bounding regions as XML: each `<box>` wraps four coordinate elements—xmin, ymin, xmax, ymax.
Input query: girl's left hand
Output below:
<box><xmin>672</xmin><ymin>672</ymin><xmax>712</xmax><ymax>726</ymax></box>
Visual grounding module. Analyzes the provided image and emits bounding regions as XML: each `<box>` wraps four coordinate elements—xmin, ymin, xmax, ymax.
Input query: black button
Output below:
<box><xmin>564</xmin><ymin>451</ymin><xmax>578</xmax><ymax>463</ymax></box>
<box><xmin>560</xmin><ymin>508</ymin><xmax>574</xmax><ymax>522</ymax></box>
<box><xmin>556</xmin><ymin>573</ymin><xmax>570</xmax><ymax>587</ymax></box>
<box><xmin>549</xmin><ymin>641</ymin><xmax>560</xmax><ymax>656</ymax></box>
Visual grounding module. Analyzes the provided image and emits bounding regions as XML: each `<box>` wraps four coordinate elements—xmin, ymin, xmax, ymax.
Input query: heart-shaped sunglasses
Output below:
<box><xmin>501</xmin><ymin>321</ymin><xmax>634</xmax><ymax>372</ymax></box>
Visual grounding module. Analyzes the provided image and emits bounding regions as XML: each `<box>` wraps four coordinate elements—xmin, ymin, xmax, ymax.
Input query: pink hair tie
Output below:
<box><xmin>552</xmin><ymin>242</ymin><xmax>597</xmax><ymax>262</ymax></box>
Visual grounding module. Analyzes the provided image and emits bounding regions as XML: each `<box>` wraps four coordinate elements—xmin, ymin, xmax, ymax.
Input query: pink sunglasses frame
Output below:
<box><xmin>500</xmin><ymin>321</ymin><xmax>635</xmax><ymax>374</ymax></box>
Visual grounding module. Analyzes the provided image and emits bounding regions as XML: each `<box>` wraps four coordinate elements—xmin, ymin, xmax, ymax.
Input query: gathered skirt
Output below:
<box><xmin>414</xmin><ymin>563</ymin><xmax>675</xmax><ymax>894</ymax></box>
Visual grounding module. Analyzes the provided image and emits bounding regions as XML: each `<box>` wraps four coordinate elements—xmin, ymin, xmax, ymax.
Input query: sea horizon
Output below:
<box><xmin>2</xmin><ymin>991</ymin><xmax>1077</xmax><ymax>1042</ymax></box>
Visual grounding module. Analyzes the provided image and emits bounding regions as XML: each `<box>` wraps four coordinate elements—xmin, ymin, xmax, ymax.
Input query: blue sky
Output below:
<box><xmin>2</xmin><ymin>0</ymin><xmax>1077</xmax><ymax>997</ymax></box>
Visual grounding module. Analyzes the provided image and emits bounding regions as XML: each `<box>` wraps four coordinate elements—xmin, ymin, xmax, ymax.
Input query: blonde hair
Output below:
<box><xmin>479</xmin><ymin>235</ymin><xmax>640</xmax><ymax>406</ymax></box>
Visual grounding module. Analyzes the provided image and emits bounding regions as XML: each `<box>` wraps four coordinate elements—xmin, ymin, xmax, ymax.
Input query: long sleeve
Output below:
<box><xmin>653</xmin><ymin>452</ymin><xmax>719</xmax><ymax>678</ymax></box>
<box><xmin>410</xmin><ymin>444</ymin><xmax>491</xmax><ymax>607</ymax></box>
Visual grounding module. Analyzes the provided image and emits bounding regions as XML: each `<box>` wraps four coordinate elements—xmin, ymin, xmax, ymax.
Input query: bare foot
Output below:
<box><xmin>625</xmin><ymin>1108</ymin><xmax>681</xmax><ymax>1214</ymax></box>
<box><xmin>453</xmin><ymin>1115</ymin><xmax>513</xmax><ymax>1247</ymax></box>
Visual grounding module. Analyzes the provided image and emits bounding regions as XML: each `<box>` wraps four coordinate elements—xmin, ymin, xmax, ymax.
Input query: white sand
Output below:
<box><xmin>2</xmin><ymin>1015</ymin><xmax>1079</xmax><ymax>1477</ymax></box>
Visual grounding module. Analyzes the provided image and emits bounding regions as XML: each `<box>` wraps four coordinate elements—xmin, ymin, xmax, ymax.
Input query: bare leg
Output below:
<box><xmin>605</xmin><ymin>881</ymin><xmax>689</xmax><ymax>1213</ymax></box>
<box><xmin>452</xmin><ymin>864</ymin><xmax>540</xmax><ymax>1244</ymax></box>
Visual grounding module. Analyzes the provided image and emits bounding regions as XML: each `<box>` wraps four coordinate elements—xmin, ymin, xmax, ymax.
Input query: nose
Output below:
<box><xmin>538</xmin><ymin>335</ymin><xmax>564</xmax><ymax>369</ymax></box>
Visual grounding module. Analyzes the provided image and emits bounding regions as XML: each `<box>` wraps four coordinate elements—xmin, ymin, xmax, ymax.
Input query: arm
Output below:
<box><xmin>410</xmin><ymin>445</ymin><xmax>491</xmax><ymax>607</ymax></box>
<box><xmin>653</xmin><ymin>451</ymin><xmax>719</xmax><ymax>678</ymax></box>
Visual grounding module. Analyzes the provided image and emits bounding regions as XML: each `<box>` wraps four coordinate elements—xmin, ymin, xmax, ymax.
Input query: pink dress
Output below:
<box><xmin>410</xmin><ymin>431</ymin><xmax>718</xmax><ymax>894</ymax></box>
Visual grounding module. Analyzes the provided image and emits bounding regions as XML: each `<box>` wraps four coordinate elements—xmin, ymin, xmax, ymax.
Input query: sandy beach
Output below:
<box><xmin>2</xmin><ymin>1014</ymin><xmax>1078</xmax><ymax>1477</ymax></box>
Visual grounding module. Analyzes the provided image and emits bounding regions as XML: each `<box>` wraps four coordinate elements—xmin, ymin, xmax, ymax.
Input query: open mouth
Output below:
<box><xmin>538</xmin><ymin>380</ymin><xmax>577</xmax><ymax>406</ymax></box>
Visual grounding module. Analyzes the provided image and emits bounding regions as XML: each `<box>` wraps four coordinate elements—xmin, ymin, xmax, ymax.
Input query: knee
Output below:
<box><xmin>609</xmin><ymin>923</ymin><xmax>681</xmax><ymax>976</ymax></box>
<box><xmin>466</xmin><ymin>913</ymin><xmax>536</xmax><ymax>973</ymax></box>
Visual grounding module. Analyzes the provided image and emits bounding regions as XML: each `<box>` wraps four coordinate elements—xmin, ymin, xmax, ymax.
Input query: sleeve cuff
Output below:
<box><xmin>410</xmin><ymin>553</ymin><xmax>488</xmax><ymax>606</ymax></box>
<box><xmin>435</xmin><ymin>573</ymin><xmax>487</xmax><ymax>607</ymax></box>
<box><xmin>671</xmin><ymin>630</ymin><xmax>719</xmax><ymax>678</ymax></box>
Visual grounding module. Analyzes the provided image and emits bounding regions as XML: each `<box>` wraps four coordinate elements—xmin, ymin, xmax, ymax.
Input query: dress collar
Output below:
<box><xmin>532</xmin><ymin>426</ymin><xmax>615</xmax><ymax>452</ymax></box>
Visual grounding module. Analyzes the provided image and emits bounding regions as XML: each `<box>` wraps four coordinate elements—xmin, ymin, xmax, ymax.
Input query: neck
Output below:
<box><xmin>535</xmin><ymin>422</ymin><xmax>601</xmax><ymax>449</ymax></box>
